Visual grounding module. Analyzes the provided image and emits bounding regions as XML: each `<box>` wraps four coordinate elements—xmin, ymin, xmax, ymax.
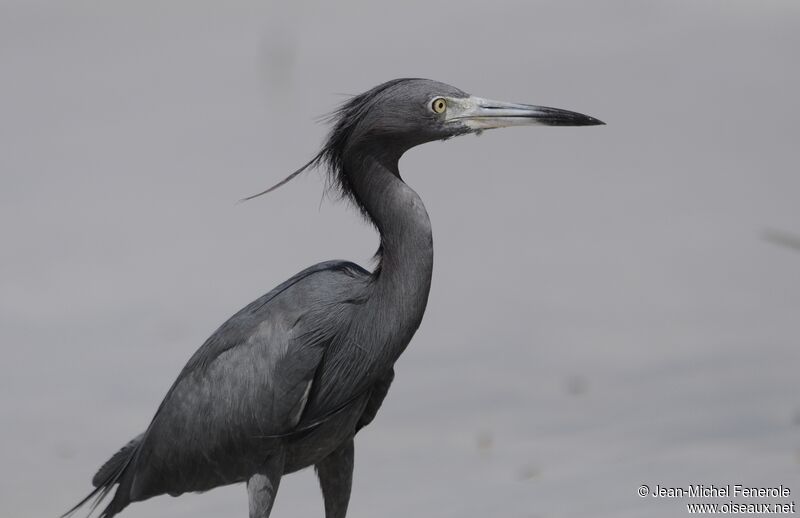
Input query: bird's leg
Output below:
<box><xmin>315</xmin><ymin>438</ymin><xmax>354</xmax><ymax>518</ymax></box>
<box><xmin>247</xmin><ymin>449</ymin><xmax>286</xmax><ymax>518</ymax></box>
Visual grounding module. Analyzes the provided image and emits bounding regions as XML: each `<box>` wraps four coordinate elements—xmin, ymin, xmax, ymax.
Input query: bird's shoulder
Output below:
<box><xmin>181</xmin><ymin>259</ymin><xmax>370</xmax><ymax>375</ymax></box>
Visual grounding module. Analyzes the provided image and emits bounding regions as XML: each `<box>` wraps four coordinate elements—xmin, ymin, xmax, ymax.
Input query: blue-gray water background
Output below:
<box><xmin>1</xmin><ymin>1</ymin><xmax>798</xmax><ymax>517</ymax></box>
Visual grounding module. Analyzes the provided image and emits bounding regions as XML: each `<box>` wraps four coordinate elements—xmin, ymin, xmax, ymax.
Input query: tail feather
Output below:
<box><xmin>62</xmin><ymin>434</ymin><xmax>143</xmax><ymax>518</ymax></box>
<box><xmin>92</xmin><ymin>434</ymin><xmax>143</xmax><ymax>488</ymax></box>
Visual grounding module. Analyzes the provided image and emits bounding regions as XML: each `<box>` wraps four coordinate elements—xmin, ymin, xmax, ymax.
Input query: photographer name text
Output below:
<box><xmin>644</xmin><ymin>484</ymin><xmax>790</xmax><ymax>498</ymax></box>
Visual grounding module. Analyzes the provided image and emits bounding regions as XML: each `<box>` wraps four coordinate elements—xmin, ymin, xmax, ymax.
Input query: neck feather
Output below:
<box><xmin>343</xmin><ymin>152</ymin><xmax>434</xmax><ymax>343</ymax></box>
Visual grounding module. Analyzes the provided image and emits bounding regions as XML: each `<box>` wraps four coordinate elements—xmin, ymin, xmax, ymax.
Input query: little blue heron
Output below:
<box><xmin>64</xmin><ymin>78</ymin><xmax>603</xmax><ymax>518</ymax></box>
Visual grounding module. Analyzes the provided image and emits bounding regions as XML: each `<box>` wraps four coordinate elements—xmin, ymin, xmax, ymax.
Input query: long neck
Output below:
<box><xmin>344</xmin><ymin>153</ymin><xmax>434</xmax><ymax>346</ymax></box>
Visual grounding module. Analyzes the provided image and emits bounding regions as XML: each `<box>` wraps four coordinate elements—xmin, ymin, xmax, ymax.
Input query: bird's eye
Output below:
<box><xmin>431</xmin><ymin>98</ymin><xmax>447</xmax><ymax>114</ymax></box>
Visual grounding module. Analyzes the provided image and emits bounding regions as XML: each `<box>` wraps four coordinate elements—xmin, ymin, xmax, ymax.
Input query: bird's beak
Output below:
<box><xmin>446</xmin><ymin>96</ymin><xmax>604</xmax><ymax>130</ymax></box>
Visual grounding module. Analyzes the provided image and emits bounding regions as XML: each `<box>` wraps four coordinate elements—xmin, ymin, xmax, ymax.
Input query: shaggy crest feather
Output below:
<box><xmin>242</xmin><ymin>78</ymin><xmax>420</xmax><ymax>218</ymax></box>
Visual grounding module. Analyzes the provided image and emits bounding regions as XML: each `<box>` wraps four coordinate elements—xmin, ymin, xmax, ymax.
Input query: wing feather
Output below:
<box><xmin>125</xmin><ymin>261</ymin><xmax>369</xmax><ymax>500</ymax></box>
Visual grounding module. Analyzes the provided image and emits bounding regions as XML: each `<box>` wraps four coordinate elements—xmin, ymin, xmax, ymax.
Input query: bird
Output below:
<box><xmin>64</xmin><ymin>78</ymin><xmax>603</xmax><ymax>518</ymax></box>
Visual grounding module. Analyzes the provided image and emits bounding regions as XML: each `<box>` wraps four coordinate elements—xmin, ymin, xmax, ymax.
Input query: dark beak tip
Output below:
<box><xmin>582</xmin><ymin>115</ymin><xmax>605</xmax><ymax>126</ymax></box>
<box><xmin>541</xmin><ymin>108</ymin><xmax>605</xmax><ymax>127</ymax></box>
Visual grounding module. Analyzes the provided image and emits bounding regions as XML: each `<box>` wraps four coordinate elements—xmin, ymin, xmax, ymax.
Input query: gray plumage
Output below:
<box><xmin>64</xmin><ymin>78</ymin><xmax>603</xmax><ymax>518</ymax></box>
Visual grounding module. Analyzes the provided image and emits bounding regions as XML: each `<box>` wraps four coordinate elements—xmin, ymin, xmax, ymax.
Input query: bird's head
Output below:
<box><xmin>323</xmin><ymin>78</ymin><xmax>604</xmax><ymax>158</ymax></box>
<box><xmin>243</xmin><ymin>78</ymin><xmax>603</xmax><ymax>201</ymax></box>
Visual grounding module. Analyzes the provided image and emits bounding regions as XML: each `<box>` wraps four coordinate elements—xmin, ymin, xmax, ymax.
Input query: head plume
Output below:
<box><xmin>241</xmin><ymin>79</ymin><xmax>415</xmax><ymax>206</ymax></box>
